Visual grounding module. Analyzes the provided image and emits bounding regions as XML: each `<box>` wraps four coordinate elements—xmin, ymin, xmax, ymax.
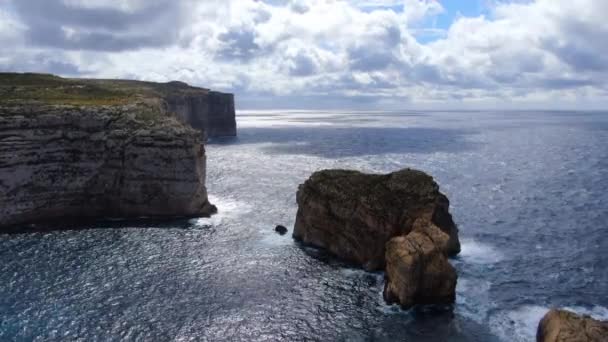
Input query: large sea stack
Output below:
<box><xmin>0</xmin><ymin>73</ymin><xmax>230</xmax><ymax>229</ymax></box>
<box><xmin>293</xmin><ymin>169</ymin><xmax>460</xmax><ymax>271</ymax></box>
<box><xmin>293</xmin><ymin>168</ymin><xmax>460</xmax><ymax>309</ymax></box>
<box><xmin>537</xmin><ymin>309</ymin><xmax>608</xmax><ymax>342</ymax></box>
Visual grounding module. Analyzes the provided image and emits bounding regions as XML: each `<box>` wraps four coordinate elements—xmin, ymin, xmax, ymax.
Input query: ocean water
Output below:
<box><xmin>1</xmin><ymin>110</ymin><xmax>607</xmax><ymax>341</ymax></box>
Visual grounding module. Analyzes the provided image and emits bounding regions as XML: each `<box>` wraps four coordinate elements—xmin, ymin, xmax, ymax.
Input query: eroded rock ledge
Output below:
<box><xmin>293</xmin><ymin>168</ymin><xmax>460</xmax><ymax>309</ymax></box>
<box><xmin>537</xmin><ymin>309</ymin><xmax>608</xmax><ymax>342</ymax></box>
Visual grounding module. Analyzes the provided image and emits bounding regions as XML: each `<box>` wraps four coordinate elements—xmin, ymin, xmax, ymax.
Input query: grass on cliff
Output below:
<box><xmin>0</xmin><ymin>73</ymin><xmax>209</xmax><ymax>107</ymax></box>
<box><xmin>0</xmin><ymin>73</ymin><xmax>133</xmax><ymax>106</ymax></box>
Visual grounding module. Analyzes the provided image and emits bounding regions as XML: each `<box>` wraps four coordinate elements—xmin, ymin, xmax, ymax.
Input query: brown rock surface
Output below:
<box><xmin>293</xmin><ymin>168</ymin><xmax>460</xmax><ymax>270</ymax></box>
<box><xmin>0</xmin><ymin>103</ymin><xmax>216</xmax><ymax>230</ymax></box>
<box><xmin>537</xmin><ymin>309</ymin><xmax>608</xmax><ymax>342</ymax></box>
<box><xmin>383</xmin><ymin>225</ymin><xmax>458</xmax><ymax>309</ymax></box>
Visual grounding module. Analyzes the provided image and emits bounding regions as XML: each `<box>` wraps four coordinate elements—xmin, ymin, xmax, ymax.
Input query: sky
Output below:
<box><xmin>0</xmin><ymin>0</ymin><xmax>607</xmax><ymax>110</ymax></box>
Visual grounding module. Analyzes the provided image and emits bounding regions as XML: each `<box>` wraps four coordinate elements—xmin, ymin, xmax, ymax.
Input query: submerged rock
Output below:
<box><xmin>537</xmin><ymin>309</ymin><xmax>608</xmax><ymax>342</ymax></box>
<box><xmin>383</xmin><ymin>224</ymin><xmax>457</xmax><ymax>309</ymax></box>
<box><xmin>293</xmin><ymin>168</ymin><xmax>460</xmax><ymax>271</ymax></box>
<box><xmin>275</xmin><ymin>225</ymin><xmax>288</xmax><ymax>235</ymax></box>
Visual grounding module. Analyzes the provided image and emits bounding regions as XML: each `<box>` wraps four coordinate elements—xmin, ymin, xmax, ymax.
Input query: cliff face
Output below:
<box><xmin>164</xmin><ymin>90</ymin><xmax>236</xmax><ymax>139</ymax></box>
<box><xmin>0</xmin><ymin>73</ymin><xmax>219</xmax><ymax>229</ymax></box>
<box><xmin>95</xmin><ymin>79</ymin><xmax>237</xmax><ymax>139</ymax></box>
<box><xmin>0</xmin><ymin>104</ymin><xmax>216</xmax><ymax>229</ymax></box>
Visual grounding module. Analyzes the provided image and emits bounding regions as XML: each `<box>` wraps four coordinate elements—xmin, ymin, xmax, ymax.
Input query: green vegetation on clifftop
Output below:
<box><xmin>0</xmin><ymin>72</ymin><xmax>209</xmax><ymax>107</ymax></box>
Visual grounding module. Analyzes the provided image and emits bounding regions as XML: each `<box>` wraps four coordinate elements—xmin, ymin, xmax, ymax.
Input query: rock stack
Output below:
<box><xmin>537</xmin><ymin>309</ymin><xmax>608</xmax><ymax>342</ymax></box>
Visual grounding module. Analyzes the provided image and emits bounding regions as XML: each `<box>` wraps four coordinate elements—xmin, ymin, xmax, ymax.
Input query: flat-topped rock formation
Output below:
<box><xmin>293</xmin><ymin>168</ymin><xmax>460</xmax><ymax>309</ymax></box>
<box><xmin>0</xmin><ymin>73</ymin><xmax>220</xmax><ymax>230</ymax></box>
<box><xmin>537</xmin><ymin>309</ymin><xmax>608</xmax><ymax>342</ymax></box>
<box><xmin>293</xmin><ymin>169</ymin><xmax>460</xmax><ymax>271</ymax></box>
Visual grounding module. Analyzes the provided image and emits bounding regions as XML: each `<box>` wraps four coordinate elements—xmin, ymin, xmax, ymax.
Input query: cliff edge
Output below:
<box><xmin>0</xmin><ymin>73</ymin><xmax>219</xmax><ymax>229</ymax></box>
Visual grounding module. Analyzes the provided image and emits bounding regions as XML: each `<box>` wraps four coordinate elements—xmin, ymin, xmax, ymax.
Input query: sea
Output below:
<box><xmin>1</xmin><ymin>110</ymin><xmax>607</xmax><ymax>341</ymax></box>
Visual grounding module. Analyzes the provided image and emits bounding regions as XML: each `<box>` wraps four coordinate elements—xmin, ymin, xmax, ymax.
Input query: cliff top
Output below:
<box><xmin>0</xmin><ymin>72</ymin><xmax>211</xmax><ymax>107</ymax></box>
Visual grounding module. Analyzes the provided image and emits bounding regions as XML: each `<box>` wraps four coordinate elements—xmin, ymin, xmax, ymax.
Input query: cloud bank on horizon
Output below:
<box><xmin>0</xmin><ymin>0</ymin><xmax>606</xmax><ymax>109</ymax></box>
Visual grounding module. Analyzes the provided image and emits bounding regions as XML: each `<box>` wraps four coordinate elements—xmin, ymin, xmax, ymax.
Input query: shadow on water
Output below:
<box><xmin>209</xmin><ymin>126</ymin><xmax>479</xmax><ymax>158</ymax></box>
<box><xmin>370</xmin><ymin>309</ymin><xmax>502</xmax><ymax>342</ymax></box>
<box><xmin>0</xmin><ymin>216</ymin><xmax>206</xmax><ymax>235</ymax></box>
<box><xmin>295</xmin><ymin>242</ymin><xmax>502</xmax><ymax>341</ymax></box>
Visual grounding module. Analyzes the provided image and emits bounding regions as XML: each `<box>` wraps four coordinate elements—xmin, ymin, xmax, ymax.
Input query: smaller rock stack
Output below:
<box><xmin>537</xmin><ymin>309</ymin><xmax>608</xmax><ymax>342</ymax></box>
<box><xmin>383</xmin><ymin>220</ymin><xmax>457</xmax><ymax>308</ymax></box>
<box><xmin>293</xmin><ymin>168</ymin><xmax>460</xmax><ymax>309</ymax></box>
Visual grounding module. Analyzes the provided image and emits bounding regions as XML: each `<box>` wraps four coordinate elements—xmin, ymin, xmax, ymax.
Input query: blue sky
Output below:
<box><xmin>429</xmin><ymin>0</ymin><xmax>484</xmax><ymax>32</ymax></box>
<box><xmin>0</xmin><ymin>0</ymin><xmax>606</xmax><ymax>109</ymax></box>
<box><xmin>359</xmin><ymin>0</ymin><xmax>492</xmax><ymax>42</ymax></box>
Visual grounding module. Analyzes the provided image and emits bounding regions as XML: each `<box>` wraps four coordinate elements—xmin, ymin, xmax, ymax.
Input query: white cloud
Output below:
<box><xmin>0</xmin><ymin>0</ymin><xmax>606</xmax><ymax>109</ymax></box>
<box><xmin>0</xmin><ymin>6</ymin><xmax>25</xmax><ymax>45</ymax></box>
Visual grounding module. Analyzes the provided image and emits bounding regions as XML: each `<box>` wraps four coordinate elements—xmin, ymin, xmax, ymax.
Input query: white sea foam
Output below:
<box><xmin>456</xmin><ymin>278</ymin><xmax>493</xmax><ymax>323</ymax></box>
<box><xmin>489</xmin><ymin>305</ymin><xmax>549</xmax><ymax>342</ymax></box>
<box><xmin>490</xmin><ymin>305</ymin><xmax>608</xmax><ymax>342</ymax></box>
<box><xmin>563</xmin><ymin>305</ymin><xmax>608</xmax><ymax>320</ymax></box>
<box><xmin>458</xmin><ymin>239</ymin><xmax>504</xmax><ymax>264</ymax></box>
<box><xmin>259</xmin><ymin>230</ymin><xmax>293</xmax><ymax>246</ymax></box>
<box><xmin>189</xmin><ymin>195</ymin><xmax>252</xmax><ymax>228</ymax></box>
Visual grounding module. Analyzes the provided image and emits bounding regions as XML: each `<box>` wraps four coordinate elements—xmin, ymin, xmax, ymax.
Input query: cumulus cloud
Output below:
<box><xmin>8</xmin><ymin>0</ymin><xmax>194</xmax><ymax>51</ymax></box>
<box><xmin>0</xmin><ymin>0</ymin><xmax>606</xmax><ymax>109</ymax></box>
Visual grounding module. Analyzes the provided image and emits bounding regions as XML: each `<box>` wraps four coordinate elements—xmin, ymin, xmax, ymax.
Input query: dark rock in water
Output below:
<box><xmin>275</xmin><ymin>225</ymin><xmax>288</xmax><ymax>235</ymax></box>
<box><xmin>293</xmin><ymin>168</ymin><xmax>460</xmax><ymax>271</ymax></box>
<box><xmin>205</xmin><ymin>203</ymin><xmax>219</xmax><ymax>216</ymax></box>
<box><xmin>537</xmin><ymin>309</ymin><xmax>608</xmax><ymax>342</ymax></box>
<box><xmin>383</xmin><ymin>224</ymin><xmax>457</xmax><ymax>309</ymax></box>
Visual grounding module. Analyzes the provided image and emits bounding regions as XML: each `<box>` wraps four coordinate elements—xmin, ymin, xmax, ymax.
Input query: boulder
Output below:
<box><xmin>275</xmin><ymin>225</ymin><xmax>288</xmax><ymax>235</ymax></box>
<box><xmin>537</xmin><ymin>309</ymin><xmax>608</xmax><ymax>342</ymax></box>
<box><xmin>293</xmin><ymin>168</ymin><xmax>460</xmax><ymax>270</ymax></box>
<box><xmin>383</xmin><ymin>225</ymin><xmax>457</xmax><ymax>309</ymax></box>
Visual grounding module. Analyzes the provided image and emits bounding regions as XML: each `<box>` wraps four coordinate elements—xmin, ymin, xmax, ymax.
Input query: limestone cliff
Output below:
<box><xmin>0</xmin><ymin>73</ymin><xmax>219</xmax><ymax>229</ymax></box>
<box><xmin>74</xmin><ymin>78</ymin><xmax>236</xmax><ymax>139</ymax></box>
<box><xmin>163</xmin><ymin>89</ymin><xmax>236</xmax><ymax>139</ymax></box>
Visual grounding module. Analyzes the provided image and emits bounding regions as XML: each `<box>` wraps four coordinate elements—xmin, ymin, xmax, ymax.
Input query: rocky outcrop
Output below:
<box><xmin>383</xmin><ymin>224</ymin><xmax>457</xmax><ymax>309</ymax></box>
<box><xmin>537</xmin><ymin>309</ymin><xmax>608</xmax><ymax>342</ymax></box>
<box><xmin>0</xmin><ymin>75</ymin><xmax>218</xmax><ymax>229</ymax></box>
<box><xmin>293</xmin><ymin>169</ymin><xmax>460</xmax><ymax>271</ymax></box>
